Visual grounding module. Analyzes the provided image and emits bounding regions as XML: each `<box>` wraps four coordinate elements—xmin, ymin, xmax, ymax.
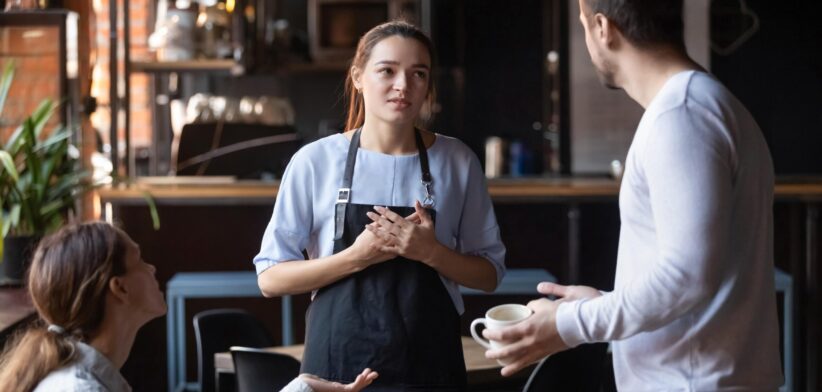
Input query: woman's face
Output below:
<box><xmin>354</xmin><ymin>36</ymin><xmax>431</xmax><ymax>128</ymax></box>
<box><xmin>120</xmin><ymin>238</ymin><xmax>167</xmax><ymax>319</ymax></box>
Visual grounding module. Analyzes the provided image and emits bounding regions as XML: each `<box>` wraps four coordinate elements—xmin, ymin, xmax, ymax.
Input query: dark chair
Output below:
<box><xmin>193</xmin><ymin>309</ymin><xmax>276</xmax><ymax>392</ymax></box>
<box><xmin>522</xmin><ymin>343</ymin><xmax>610</xmax><ymax>392</ymax></box>
<box><xmin>230</xmin><ymin>346</ymin><xmax>302</xmax><ymax>392</ymax></box>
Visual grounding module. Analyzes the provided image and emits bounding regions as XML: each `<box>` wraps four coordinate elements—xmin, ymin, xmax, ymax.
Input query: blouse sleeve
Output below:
<box><xmin>253</xmin><ymin>148</ymin><xmax>315</xmax><ymax>275</ymax></box>
<box><xmin>456</xmin><ymin>152</ymin><xmax>507</xmax><ymax>286</ymax></box>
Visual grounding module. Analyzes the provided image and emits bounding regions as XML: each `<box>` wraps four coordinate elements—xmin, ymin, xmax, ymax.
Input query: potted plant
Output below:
<box><xmin>0</xmin><ymin>61</ymin><xmax>90</xmax><ymax>284</ymax></box>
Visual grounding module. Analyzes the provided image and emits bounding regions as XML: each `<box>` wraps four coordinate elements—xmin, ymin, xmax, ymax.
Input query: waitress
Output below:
<box><xmin>254</xmin><ymin>20</ymin><xmax>505</xmax><ymax>391</ymax></box>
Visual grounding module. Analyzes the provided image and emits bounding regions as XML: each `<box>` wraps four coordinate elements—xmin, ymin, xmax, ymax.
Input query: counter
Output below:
<box><xmin>97</xmin><ymin>177</ymin><xmax>822</xmax><ymax>204</ymax></box>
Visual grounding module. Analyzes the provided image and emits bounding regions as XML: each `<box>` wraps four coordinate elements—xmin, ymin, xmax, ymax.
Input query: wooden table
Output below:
<box><xmin>214</xmin><ymin>336</ymin><xmax>531</xmax><ymax>387</ymax></box>
<box><xmin>0</xmin><ymin>288</ymin><xmax>35</xmax><ymax>343</ymax></box>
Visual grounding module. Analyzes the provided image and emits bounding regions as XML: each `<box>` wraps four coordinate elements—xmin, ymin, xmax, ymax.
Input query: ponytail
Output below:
<box><xmin>0</xmin><ymin>322</ymin><xmax>78</xmax><ymax>392</ymax></box>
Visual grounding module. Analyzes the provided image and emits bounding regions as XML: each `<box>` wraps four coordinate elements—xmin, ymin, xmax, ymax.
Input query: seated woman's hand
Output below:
<box><xmin>299</xmin><ymin>368</ymin><xmax>379</xmax><ymax>392</ymax></box>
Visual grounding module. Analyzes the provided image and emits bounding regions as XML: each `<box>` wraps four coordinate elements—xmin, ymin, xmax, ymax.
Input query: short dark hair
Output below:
<box><xmin>584</xmin><ymin>0</ymin><xmax>685</xmax><ymax>49</ymax></box>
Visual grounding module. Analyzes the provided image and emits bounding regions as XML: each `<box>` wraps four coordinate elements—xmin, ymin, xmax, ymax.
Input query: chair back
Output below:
<box><xmin>175</xmin><ymin>122</ymin><xmax>299</xmax><ymax>179</ymax></box>
<box><xmin>522</xmin><ymin>343</ymin><xmax>609</xmax><ymax>392</ymax></box>
<box><xmin>231</xmin><ymin>346</ymin><xmax>302</xmax><ymax>392</ymax></box>
<box><xmin>193</xmin><ymin>308</ymin><xmax>275</xmax><ymax>392</ymax></box>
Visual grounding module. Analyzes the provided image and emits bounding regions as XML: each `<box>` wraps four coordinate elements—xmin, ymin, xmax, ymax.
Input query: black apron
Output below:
<box><xmin>301</xmin><ymin>129</ymin><xmax>466</xmax><ymax>391</ymax></box>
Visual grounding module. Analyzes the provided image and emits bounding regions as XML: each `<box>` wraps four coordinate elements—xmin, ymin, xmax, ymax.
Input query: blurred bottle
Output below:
<box><xmin>484</xmin><ymin>137</ymin><xmax>506</xmax><ymax>178</ymax></box>
<box><xmin>509</xmin><ymin>140</ymin><xmax>534</xmax><ymax>177</ymax></box>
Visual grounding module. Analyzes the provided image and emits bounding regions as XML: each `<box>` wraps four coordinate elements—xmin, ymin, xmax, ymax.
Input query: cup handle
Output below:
<box><xmin>470</xmin><ymin>318</ymin><xmax>492</xmax><ymax>349</ymax></box>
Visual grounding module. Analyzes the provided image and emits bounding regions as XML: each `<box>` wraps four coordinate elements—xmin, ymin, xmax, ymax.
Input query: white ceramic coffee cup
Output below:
<box><xmin>470</xmin><ymin>303</ymin><xmax>533</xmax><ymax>365</ymax></box>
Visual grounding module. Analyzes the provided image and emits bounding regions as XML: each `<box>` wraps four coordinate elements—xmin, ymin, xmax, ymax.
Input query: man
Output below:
<box><xmin>484</xmin><ymin>0</ymin><xmax>784</xmax><ymax>390</ymax></box>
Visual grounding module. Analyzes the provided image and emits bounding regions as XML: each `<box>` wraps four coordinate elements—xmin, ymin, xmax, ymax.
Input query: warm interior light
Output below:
<box><xmin>226</xmin><ymin>0</ymin><xmax>235</xmax><ymax>13</ymax></box>
<box><xmin>22</xmin><ymin>30</ymin><xmax>45</xmax><ymax>39</ymax></box>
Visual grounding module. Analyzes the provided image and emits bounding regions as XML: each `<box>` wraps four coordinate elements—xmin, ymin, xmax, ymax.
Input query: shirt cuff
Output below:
<box><xmin>555</xmin><ymin>300</ymin><xmax>588</xmax><ymax>348</ymax></box>
<box><xmin>254</xmin><ymin>259</ymin><xmax>278</xmax><ymax>275</ymax></box>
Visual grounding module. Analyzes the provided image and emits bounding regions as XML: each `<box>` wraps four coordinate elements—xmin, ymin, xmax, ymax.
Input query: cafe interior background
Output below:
<box><xmin>0</xmin><ymin>0</ymin><xmax>820</xmax><ymax>391</ymax></box>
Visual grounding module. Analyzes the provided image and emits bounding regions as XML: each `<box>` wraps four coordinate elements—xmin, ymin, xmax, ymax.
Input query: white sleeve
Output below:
<box><xmin>556</xmin><ymin>105</ymin><xmax>735</xmax><ymax>346</ymax></box>
<box><xmin>279</xmin><ymin>377</ymin><xmax>315</xmax><ymax>392</ymax></box>
<box><xmin>253</xmin><ymin>148</ymin><xmax>315</xmax><ymax>274</ymax></box>
<box><xmin>456</xmin><ymin>152</ymin><xmax>507</xmax><ymax>286</ymax></box>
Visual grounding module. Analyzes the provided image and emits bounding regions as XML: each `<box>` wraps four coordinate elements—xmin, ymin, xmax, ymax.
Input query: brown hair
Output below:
<box><xmin>344</xmin><ymin>20</ymin><xmax>437</xmax><ymax>131</ymax></box>
<box><xmin>0</xmin><ymin>221</ymin><xmax>129</xmax><ymax>392</ymax></box>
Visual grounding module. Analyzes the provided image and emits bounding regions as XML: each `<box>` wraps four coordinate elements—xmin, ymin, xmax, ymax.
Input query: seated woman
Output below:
<box><xmin>0</xmin><ymin>221</ymin><xmax>375</xmax><ymax>392</ymax></box>
<box><xmin>0</xmin><ymin>221</ymin><xmax>167</xmax><ymax>391</ymax></box>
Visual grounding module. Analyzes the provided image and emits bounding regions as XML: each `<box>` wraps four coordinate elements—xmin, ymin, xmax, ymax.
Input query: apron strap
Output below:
<box><xmin>334</xmin><ymin>128</ymin><xmax>433</xmax><ymax>240</ymax></box>
<box><xmin>335</xmin><ymin>129</ymin><xmax>362</xmax><ymax>240</ymax></box>
<box><xmin>413</xmin><ymin>129</ymin><xmax>435</xmax><ymax>207</ymax></box>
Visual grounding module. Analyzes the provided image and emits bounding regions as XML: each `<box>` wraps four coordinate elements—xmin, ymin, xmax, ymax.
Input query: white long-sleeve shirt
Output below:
<box><xmin>556</xmin><ymin>71</ymin><xmax>783</xmax><ymax>391</ymax></box>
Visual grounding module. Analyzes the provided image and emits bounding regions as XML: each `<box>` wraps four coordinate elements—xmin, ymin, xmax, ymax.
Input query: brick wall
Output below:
<box><xmin>90</xmin><ymin>0</ymin><xmax>151</xmax><ymax>150</ymax></box>
<box><xmin>0</xmin><ymin>3</ymin><xmax>151</xmax><ymax>149</ymax></box>
<box><xmin>0</xmin><ymin>26</ymin><xmax>62</xmax><ymax>138</ymax></box>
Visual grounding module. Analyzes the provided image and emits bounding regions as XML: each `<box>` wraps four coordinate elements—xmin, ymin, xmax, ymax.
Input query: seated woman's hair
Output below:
<box><xmin>0</xmin><ymin>221</ymin><xmax>130</xmax><ymax>391</ymax></box>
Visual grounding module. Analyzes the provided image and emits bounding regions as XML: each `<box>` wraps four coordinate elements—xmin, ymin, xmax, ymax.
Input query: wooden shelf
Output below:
<box><xmin>130</xmin><ymin>59</ymin><xmax>244</xmax><ymax>75</ymax></box>
<box><xmin>129</xmin><ymin>59</ymin><xmax>348</xmax><ymax>75</ymax></box>
<box><xmin>280</xmin><ymin>61</ymin><xmax>349</xmax><ymax>74</ymax></box>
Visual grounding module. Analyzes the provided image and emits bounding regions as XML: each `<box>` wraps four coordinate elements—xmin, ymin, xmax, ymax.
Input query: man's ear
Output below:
<box><xmin>595</xmin><ymin>13</ymin><xmax>620</xmax><ymax>50</ymax></box>
<box><xmin>108</xmin><ymin>276</ymin><xmax>129</xmax><ymax>304</ymax></box>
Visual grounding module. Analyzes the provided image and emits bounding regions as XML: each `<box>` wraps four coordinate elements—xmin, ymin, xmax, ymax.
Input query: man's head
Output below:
<box><xmin>578</xmin><ymin>0</ymin><xmax>685</xmax><ymax>88</ymax></box>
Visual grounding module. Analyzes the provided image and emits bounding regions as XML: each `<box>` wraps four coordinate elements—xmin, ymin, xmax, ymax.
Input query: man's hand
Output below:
<box><xmin>481</xmin><ymin>282</ymin><xmax>602</xmax><ymax>377</ymax></box>
<box><xmin>482</xmin><ymin>298</ymin><xmax>568</xmax><ymax>376</ymax></box>
<box><xmin>537</xmin><ymin>282</ymin><xmax>602</xmax><ymax>303</ymax></box>
<box><xmin>299</xmin><ymin>368</ymin><xmax>379</xmax><ymax>392</ymax></box>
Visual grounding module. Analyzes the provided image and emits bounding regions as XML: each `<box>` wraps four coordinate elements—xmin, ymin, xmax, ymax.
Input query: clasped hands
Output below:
<box><xmin>482</xmin><ymin>282</ymin><xmax>602</xmax><ymax>376</ymax></box>
<box><xmin>351</xmin><ymin>201</ymin><xmax>440</xmax><ymax>266</ymax></box>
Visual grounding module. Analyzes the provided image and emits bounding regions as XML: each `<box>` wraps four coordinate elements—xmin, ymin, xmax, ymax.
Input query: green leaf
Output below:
<box><xmin>0</xmin><ymin>150</ymin><xmax>18</xmax><ymax>183</ymax></box>
<box><xmin>9</xmin><ymin>204</ymin><xmax>21</xmax><ymax>233</ymax></box>
<box><xmin>39</xmin><ymin>199</ymin><xmax>66</xmax><ymax>219</ymax></box>
<box><xmin>1</xmin><ymin>211</ymin><xmax>10</xmax><ymax>238</ymax></box>
<box><xmin>36</xmin><ymin>126</ymin><xmax>71</xmax><ymax>152</ymax></box>
<box><xmin>30</xmin><ymin>100</ymin><xmax>56</xmax><ymax>138</ymax></box>
<box><xmin>141</xmin><ymin>191</ymin><xmax>161</xmax><ymax>230</ymax></box>
<box><xmin>22</xmin><ymin>118</ymin><xmax>42</xmax><ymax>190</ymax></box>
<box><xmin>0</xmin><ymin>60</ymin><xmax>15</xmax><ymax>121</ymax></box>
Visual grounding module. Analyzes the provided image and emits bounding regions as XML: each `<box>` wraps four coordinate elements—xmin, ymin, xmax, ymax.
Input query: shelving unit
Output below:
<box><xmin>108</xmin><ymin>0</ymin><xmax>370</xmax><ymax>178</ymax></box>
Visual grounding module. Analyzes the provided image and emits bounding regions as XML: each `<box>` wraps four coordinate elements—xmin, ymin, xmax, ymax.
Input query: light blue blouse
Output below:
<box><xmin>34</xmin><ymin>341</ymin><xmax>131</xmax><ymax>392</ymax></box>
<box><xmin>253</xmin><ymin>133</ymin><xmax>506</xmax><ymax>314</ymax></box>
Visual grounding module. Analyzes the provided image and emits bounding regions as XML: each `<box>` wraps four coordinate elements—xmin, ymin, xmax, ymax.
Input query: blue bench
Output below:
<box><xmin>166</xmin><ymin>268</ymin><xmax>556</xmax><ymax>392</ymax></box>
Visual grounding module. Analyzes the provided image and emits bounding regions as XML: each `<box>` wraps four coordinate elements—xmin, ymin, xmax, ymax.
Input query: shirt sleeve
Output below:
<box><xmin>556</xmin><ymin>104</ymin><xmax>735</xmax><ymax>346</ymax></box>
<box><xmin>253</xmin><ymin>148</ymin><xmax>315</xmax><ymax>275</ymax></box>
<box><xmin>456</xmin><ymin>152</ymin><xmax>507</xmax><ymax>286</ymax></box>
<box><xmin>279</xmin><ymin>378</ymin><xmax>315</xmax><ymax>392</ymax></box>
